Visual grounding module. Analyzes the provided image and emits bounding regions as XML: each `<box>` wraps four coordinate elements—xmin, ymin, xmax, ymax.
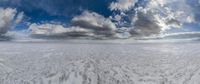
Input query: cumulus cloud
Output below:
<box><xmin>29</xmin><ymin>11</ymin><xmax>120</xmax><ymax>39</ymax></box>
<box><xmin>0</xmin><ymin>8</ymin><xmax>24</xmax><ymax>36</ymax></box>
<box><xmin>129</xmin><ymin>11</ymin><xmax>163</xmax><ymax>36</ymax></box>
<box><xmin>0</xmin><ymin>8</ymin><xmax>23</xmax><ymax>35</ymax></box>
<box><xmin>72</xmin><ymin>11</ymin><xmax>117</xmax><ymax>37</ymax></box>
<box><xmin>109</xmin><ymin>0</ymin><xmax>195</xmax><ymax>37</ymax></box>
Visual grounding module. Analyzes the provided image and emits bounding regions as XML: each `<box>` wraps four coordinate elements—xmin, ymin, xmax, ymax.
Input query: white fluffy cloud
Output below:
<box><xmin>29</xmin><ymin>11</ymin><xmax>120</xmax><ymax>39</ymax></box>
<box><xmin>0</xmin><ymin>8</ymin><xmax>23</xmax><ymax>35</ymax></box>
<box><xmin>72</xmin><ymin>11</ymin><xmax>117</xmax><ymax>37</ymax></box>
<box><xmin>109</xmin><ymin>0</ymin><xmax>137</xmax><ymax>11</ymax></box>
<box><xmin>0</xmin><ymin>8</ymin><xmax>16</xmax><ymax>34</ymax></box>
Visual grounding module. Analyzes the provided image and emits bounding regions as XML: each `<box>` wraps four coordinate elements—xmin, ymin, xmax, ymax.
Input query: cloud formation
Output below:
<box><xmin>1</xmin><ymin>0</ymin><xmax>198</xmax><ymax>40</ymax></box>
<box><xmin>72</xmin><ymin>11</ymin><xmax>117</xmax><ymax>37</ymax></box>
<box><xmin>29</xmin><ymin>23</ymin><xmax>94</xmax><ymax>39</ymax></box>
<box><xmin>110</xmin><ymin>0</ymin><xmax>195</xmax><ymax>37</ymax></box>
<box><xmin>109</xmin><ymin>0</ymin><xmax>137</xmax><ymax>11</ymax></box>
<box><xmin>29</xmin><ymin>11</ymin><xmax>120</xmax><ymax>39</ymax></box>
<box><xmin>0</xmin><ymin>8</ymin><xmax>23</xmax><ymax>35</ymax></box>
<box><xmin>28</xmin><ymin>0</ymin><xmax>197</xmax><ymax>39</ymax></box>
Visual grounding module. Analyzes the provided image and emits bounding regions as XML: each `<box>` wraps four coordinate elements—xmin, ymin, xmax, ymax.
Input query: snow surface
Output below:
<box><xmin>0</xmin><ymin>41</ymin><xmax>200</xmax><ymax>84</ymax></box>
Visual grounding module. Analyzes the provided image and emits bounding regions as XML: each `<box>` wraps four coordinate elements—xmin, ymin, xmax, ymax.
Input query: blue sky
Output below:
<box><xmin>0</xmin><ymin>0</ymin><xmax>113</xmax><ymax>24</ymax></box>
<box><xmin>0</xmin><ymin>0</ymin><xmax>200</xmax><ymax>39</ymax></box>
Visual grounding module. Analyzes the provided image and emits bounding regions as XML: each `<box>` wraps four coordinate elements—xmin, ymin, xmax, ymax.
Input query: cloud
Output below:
<box><xmin>72</xmin><ymin>11</ymin><xmax>117</xmax><ymax>37</ymax></box>
<box><xmin>29</xmin><ymin>11</ymin><xmax>120</xmax><ymax>39</ymax></box>
<box><xmin>129</xmin><ymin>11</ymin><xmax>163</xmax><ymax>36</ymax></box>
<box><xmin>0</xmin><ymin>8</ymin><xmax>21</xmax><ymax>35</ymax></box>
<box><xmin>0</xmin><ymin>8</ymin><xmax>24</xmax><ymax>36</ymax></box>
<box><xmin>15</xmin><ymin>12</ymin><xmax>24</xmax><ymax>24</ymax></box>
<box><xmin>109</xmin><ymin>0</ymin><xmax>137</xmax><ymax>11</ymax></box>
<box><xmin>29</xmin><ymin>23</ymin><xmax>94</xmax><ymax>39</ymax></box>
<box><xmin>109</xmin><ymin>0</ymin><xmax>195</xmax><ymax>37</ymax></box>
<box><xmin>129</xmin><ymin>6</ymin><xmax>184</xmax><ymax>36</ymax></box>
<box><xmin>28</xmin><ymin>1</ymin><xmax>195</xmax><ymax>39</ymax></box>
<box><xmin>1</xmin><ymin>0</ymin><xmax>197</xmax><ymax>40</ymax></box>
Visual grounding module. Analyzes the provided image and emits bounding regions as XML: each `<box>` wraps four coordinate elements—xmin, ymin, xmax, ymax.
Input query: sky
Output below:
<box><xmin>0</xmin><ymin>0</ymin><xmax>200</xmax><ymax>40</ymax></box>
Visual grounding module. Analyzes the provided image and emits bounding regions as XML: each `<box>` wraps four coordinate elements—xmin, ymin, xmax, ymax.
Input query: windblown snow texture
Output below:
<box><xmin>0</xmin><ymin>42</ymin><xmax>200</xmax><ymax>84</ymax></box>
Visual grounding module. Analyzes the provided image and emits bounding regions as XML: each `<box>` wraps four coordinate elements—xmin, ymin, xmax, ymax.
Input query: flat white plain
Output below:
<box><xmin>0</xmin><ymin>41</ymin><xmax>200</xmax><ymax>84</ymax></box>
